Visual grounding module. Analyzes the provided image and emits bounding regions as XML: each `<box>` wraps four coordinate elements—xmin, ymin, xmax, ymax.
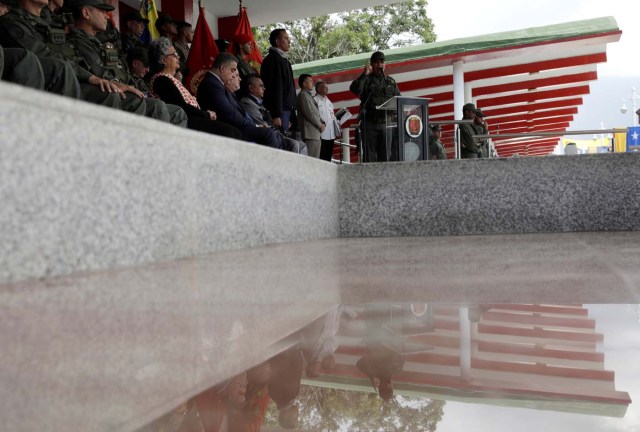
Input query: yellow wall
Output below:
<box><xmin>562</xmin><ymin>138</ymin><xmax>609</xmax><ymax>154</ymax></box>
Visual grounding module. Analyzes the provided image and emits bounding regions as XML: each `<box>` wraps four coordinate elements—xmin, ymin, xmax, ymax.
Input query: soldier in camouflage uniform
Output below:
<box><xmin>459</xmin><ymin>102</ymin><xmax>482</xmax><ymax>159</ymax></box>
<box><xmin>0</xmin><ymin>43</ymin><xmax>46</xmax><ymax>89</ymax></box>
<box><xmin>349</xmin><ymin>51</ymin><xmax>400</xmax><ymax>162</ymax></box>
<box><xmin>120</xmin><ymin>11</ymin><xmax>147</xmax><ymax>54</ymax></box>
<box><xmin>66</xmin><ymin>0</ymin><xmax>187</xmax><ymax>126</ymax></box>
<box><xmin>0</xmin><ymin>0</ymin><xmax>120</xmax><ymax>103</ymax></box>
<box><xmin>126</xmin><ymin>47</ymin><xmax>149</xmax><ymax>93</ymax></box>
<box><xmin>474</xmin><ymin>109</ymin><xmax>490</xmax><ymax>158</ymax></box>
<box><xmin>429</xmin><ymin>124</ymin><xmax>446</xmax><ymax>160</ymax></box>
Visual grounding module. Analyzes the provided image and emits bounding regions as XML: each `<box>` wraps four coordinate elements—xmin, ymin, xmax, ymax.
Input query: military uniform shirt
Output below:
<box><xmin>0</xmin><ymin>7</ymin><xmax>93</xmax><ymax>82</ymax></box>
<box><xmin>349</xmin><ymin>72</ymin><xmax>400</xmax><ymax>124</ymax></box>
<box><xmin>67</xmin><ymin>27</ymin><xmax>132</xmax><ymax>84</ymax></box>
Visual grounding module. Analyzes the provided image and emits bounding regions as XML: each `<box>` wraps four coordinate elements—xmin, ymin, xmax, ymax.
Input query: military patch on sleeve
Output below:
<box><xmin>8</xmin><ymin>25</ymin><xmax>25</xmax><ymax>41</ymax></box>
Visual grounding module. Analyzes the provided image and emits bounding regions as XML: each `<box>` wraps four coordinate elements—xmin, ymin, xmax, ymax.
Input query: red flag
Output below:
<box><xmin>227</xmin><ymin>7</ymin><xmax>262</xmax><ymax>71</ymax></box>
<box><xmin>106</xmin><ymin>11</ymin><xmax>117</xmax><ymax>30</ymax></box>
<box><xmin>185</xmin><ymin>6</ymin><xmax>219</xmax><ymax>95</ymax></box>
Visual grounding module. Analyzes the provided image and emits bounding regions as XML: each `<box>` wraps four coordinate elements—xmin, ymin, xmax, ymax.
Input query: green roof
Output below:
<box><xmin>292</xmin><ymin>16</ymin><xmax>619</xmax><ymax>76</ymax></box>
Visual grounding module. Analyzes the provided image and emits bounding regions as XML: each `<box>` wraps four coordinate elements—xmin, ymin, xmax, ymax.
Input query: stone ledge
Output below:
<box><xmin>338</xmin><ymin>154</ymin><xmax>640</xmax><ymax>237</ymax></box>
<box><xmin>0</xmin><ymin>81</ymin><xmax>339</xmax><ymax>285</ymax></box>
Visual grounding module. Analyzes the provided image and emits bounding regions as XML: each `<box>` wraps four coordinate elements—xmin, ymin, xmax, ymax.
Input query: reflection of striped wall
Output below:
<box><xmin>308</xmin><ymin>304</ymin><xmax>630</xmax><ymax>415</ymax></box>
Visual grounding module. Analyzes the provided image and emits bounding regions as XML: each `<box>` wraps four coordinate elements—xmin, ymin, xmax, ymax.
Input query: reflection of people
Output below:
<box><xmin>267</xmin><ymin>346</ymin><xmax>303</xmax><ymax>430</ymax></box>
<box><xmin>301</xmin><ymin>305</ymin><xmax>344</xmax><ymax>378</ymax></box>
<box><xmin>194</xmin><ymin>372</ymin><xmax>247</xmax><ymax>432</ymax></box>
<box><xmin>228</xmin><ymin>362</ymin><xmax>272</xmax><ymax>432</ymax></box>
<box><xmin>349</xmin><ymin>51</ymin><xmax>400</xmax><ymax>162</ymax></box>
<box><xmin>356</xmin><ymin>305</ymin><xmax>405</xmax><ymax>401</ymax></box>
<box><xmin>356</xmin><ymin>344</ymin><xmax>404</xmax><ymax>401</ymax></box>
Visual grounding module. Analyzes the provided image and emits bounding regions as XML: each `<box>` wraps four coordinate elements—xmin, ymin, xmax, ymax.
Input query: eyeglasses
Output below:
<box><xmin>166</xmin><ymin>52</ymin><xmax>180</xmax><ymax>59</ymax></box>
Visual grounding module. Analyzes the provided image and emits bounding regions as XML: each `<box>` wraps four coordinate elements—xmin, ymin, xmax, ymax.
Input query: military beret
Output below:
<box><xmin>123</xmin><ymin>11</ymin><xmax>149</xmax><ymax>24</ymax></box>
<box><xmin>65</xmin><ymin>0</ymin><xmax>114</xmax><ymax>11</ymax></box>
<box><xmin>462</xmin><ymin>102</ymin><xmax>479</xmax><ymax>113</ymax></box>
<box><xmin>370</xmin><ymin>51</ymin><xmax>385</xmax><ymax>63</ymax></box>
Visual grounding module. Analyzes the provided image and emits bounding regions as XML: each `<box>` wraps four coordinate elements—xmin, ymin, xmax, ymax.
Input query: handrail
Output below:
<box><xmin>475</xmin><ymin>129</ymin><xmax>627</xmax><ymax>139</ymax></box>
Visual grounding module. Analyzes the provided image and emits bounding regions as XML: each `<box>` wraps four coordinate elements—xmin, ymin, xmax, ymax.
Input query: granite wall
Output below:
<box><xmin>338</xmin><ymin>155</ymin><xmax>640</xmax><ymax>237</ymax></box>
<box><xmin>0</xmin><ymin>81</ymin><xmax>340</xmax><ymax>285</ymax></box>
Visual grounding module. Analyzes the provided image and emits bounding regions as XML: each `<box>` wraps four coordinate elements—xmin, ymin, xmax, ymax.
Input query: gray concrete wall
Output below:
<box><xmin>338</xmin><ymin>155</ymin><xmax>640</xmax><ymax>237</ymax></box>
<box><xmin>0</xmin><ymin>81</ymin><xmax>339</xmax><ymax>285</ymax></box>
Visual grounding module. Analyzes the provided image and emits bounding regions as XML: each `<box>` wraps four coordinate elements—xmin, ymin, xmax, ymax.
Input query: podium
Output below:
<box><xmin>376</xmin><ymin>96</ymin><xmax>430</xmax><ymax>161</ymax></box>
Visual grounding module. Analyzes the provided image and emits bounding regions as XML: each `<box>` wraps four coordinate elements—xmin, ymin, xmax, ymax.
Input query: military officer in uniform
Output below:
<box><xmin>120</xmin><ymin>11</ymin><xmax>147</xmax><ymax>54</ymax></box>
<box><xmin>349</xmin><ymin>51</ymin><xmax>400</xmax><ymax>162</ymax></box>
<box><xmin>429</xmin><ymin>124</ymin><xmax>446</xmax><ymax>160</ymax></box>
<box><xmin>66</xmin><ymin>0</ymin><xmax>187</xmax><ymax>126</ymax></box>
<box><xmin>0</xmin><ymin>0</ymin><xmax>121</xmax><ymax>103</ymax></box>
<box><xmin>474</xmin><ymin>109</ymin><xmax>490</xmax><ymax>158</ymax></box>
<box><xmin>1</xmin><ymin>43</ymin><xmax>46</xmax><ymax>89</ymax></box>
<box><xmin>459</xmin><ymin>102</ymin><xmax>482</xmax><ymax>159</ymax></box>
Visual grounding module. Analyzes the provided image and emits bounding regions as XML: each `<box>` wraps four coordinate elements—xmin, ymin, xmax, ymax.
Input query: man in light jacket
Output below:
<box><xmin>296</xmin><ymin>73</ymin><xmax>324</xmax><ymax>158</ymax></box>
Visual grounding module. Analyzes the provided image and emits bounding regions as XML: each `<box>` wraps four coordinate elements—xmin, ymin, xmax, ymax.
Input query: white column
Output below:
<box><xmin>341</xmin><ymin>128</ymin><xmax>351</xmax><ymax>163</ymax></box>
<box><xmin>453</xmin><ymin>61</ymin><xmax>465</xmax><ymax>159</ymax></box>
<box><xmin>453</xmin><ymin>61</ymin><xmax>465</xmax><ymax>120</ymax></box>
<box><xmin>459</xmin><ymin>307</ymin><xmax>472</xmax><ymax>380</ymax></box>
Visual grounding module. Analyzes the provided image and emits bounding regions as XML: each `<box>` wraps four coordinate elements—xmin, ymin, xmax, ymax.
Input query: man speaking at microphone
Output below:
<box><xmin>350</xmin><ymin>51</ymin><xmax>400</xmax><ymax>163</ymax></box>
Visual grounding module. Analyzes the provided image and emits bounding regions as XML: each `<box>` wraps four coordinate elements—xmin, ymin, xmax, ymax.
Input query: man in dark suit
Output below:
<box><xmin>196</xmin><ymin>52</ymin><xmax>283</xmax><ymax>149</ymax></box>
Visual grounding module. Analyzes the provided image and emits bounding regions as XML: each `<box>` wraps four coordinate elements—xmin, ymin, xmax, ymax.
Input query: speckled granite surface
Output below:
<box><xmin>338</xmin><ymin>155</ymin><xmax>640</xmax><ymax>237</ymax></box>
<box><xmin>2</xmin><ymin>233</ymin><xmax>640</xmax><ymax>432</ymax></box>
<box><xmin>0</xmin><ymin>81</ymin><xmax>339</xmax><ymax>285</ymax></box>
<box><xmin>0</xmin><ymin>243</ymin><xmax>342</xmax><ymax>432</ymax></box>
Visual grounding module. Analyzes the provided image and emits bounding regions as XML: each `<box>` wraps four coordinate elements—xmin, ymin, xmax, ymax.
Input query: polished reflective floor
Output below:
<box><xmin>139</xmin><ymin>303</ymin><xmax>639</xmax><ymax>432</ymax></box>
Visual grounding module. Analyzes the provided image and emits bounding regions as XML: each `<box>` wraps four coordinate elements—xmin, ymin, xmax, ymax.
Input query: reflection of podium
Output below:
<box><xmin>376</xmin><ymin>96</ymin><xmax>430</xmax><ymax>161</ymax></box>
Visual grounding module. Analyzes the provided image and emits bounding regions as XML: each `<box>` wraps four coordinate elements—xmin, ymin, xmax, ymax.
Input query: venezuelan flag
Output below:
<box><xmin>140</xmin><ymin>0</ymin><xmax>160</xmax><ymax>42</ymax></box>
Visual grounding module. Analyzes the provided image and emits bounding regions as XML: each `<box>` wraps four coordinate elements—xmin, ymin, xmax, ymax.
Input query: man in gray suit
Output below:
<box><xmin>239</xmin><ymin>74</ymin><xmax>307</xmax><ymax>155</ymax></box>
<box><xmin>296</xmin><ymin>74</ymin><xmax>324</xmax><ymax>158</ymax></box>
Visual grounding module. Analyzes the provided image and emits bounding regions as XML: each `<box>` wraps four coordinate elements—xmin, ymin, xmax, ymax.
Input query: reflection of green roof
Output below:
<box><xmin>293</xmin><ymin>16</ymin><xmax>619</xmax><ymax>76</ymax></box>
<box><xmin>303</xmin><ymin>375</ymin><xmax>629</xmax><ymax>418</ymax></box>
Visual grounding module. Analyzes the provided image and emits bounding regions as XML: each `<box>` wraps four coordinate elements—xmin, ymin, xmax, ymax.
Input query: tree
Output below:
<box><xmin>252</xmin><ymin>0</ymin><xmax>437</xmax><ymax>65</ymax></box>
<box><xmin>264</xmin><ymin>385</ymin><xmax>446</xmax><ymax>431</ymax></box>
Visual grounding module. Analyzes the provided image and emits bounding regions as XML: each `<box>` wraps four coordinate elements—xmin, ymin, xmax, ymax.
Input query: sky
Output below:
<box><xmin>427</xmin><ymin>0</ymin><xmax>640</xmax><ymax>131</ymax></box>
